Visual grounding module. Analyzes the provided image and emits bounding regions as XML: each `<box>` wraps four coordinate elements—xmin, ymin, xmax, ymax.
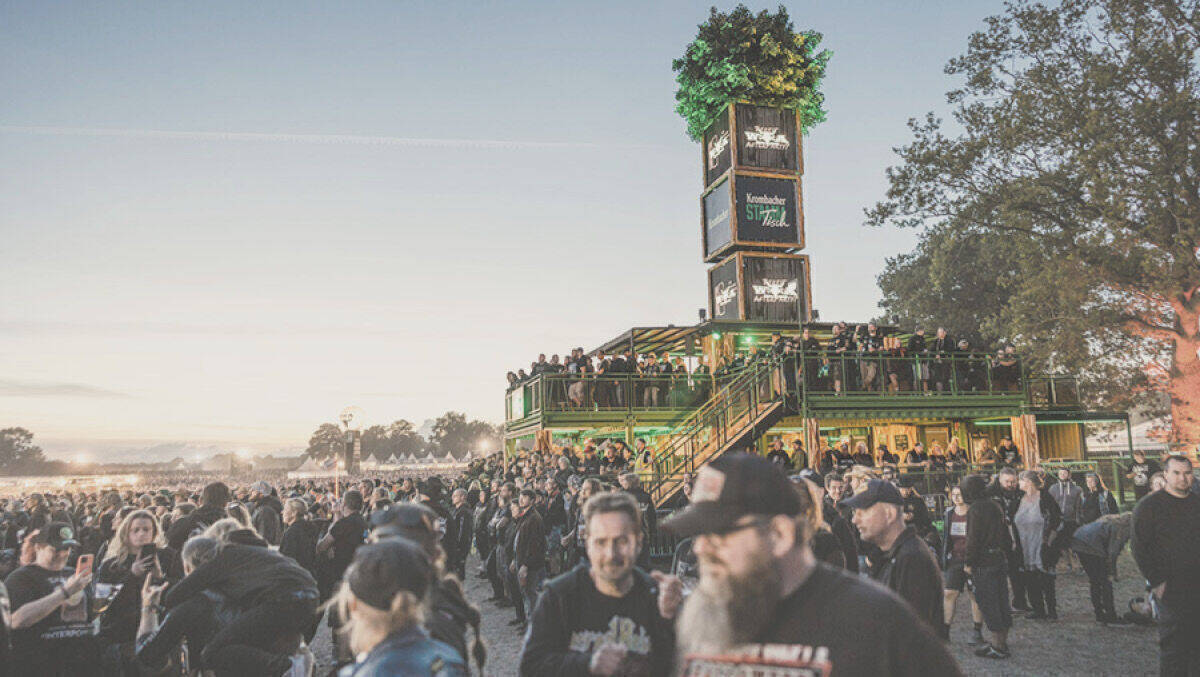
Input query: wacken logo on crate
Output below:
<box><xmin>714</xmin><ymin>280</ymin><xmax>738</xmax><ymax>315</ymax></box>
<box><xmin>743</xmin><ymin>125</ymin><xmax>790</xmax><ymax>151</ymax></box>
<box><xmin>707</xmin><ymin>129</ymin><xmax>730</xmax><ymax>169</ymax></box>
<box><xmin>745</xmin><ymin>193</ymin><xmax>788</xmax><ymax>227</ymax></box>
<box><xmin>751</xmin><ymin>278</ymin><xmax>800</xmax><ymax>303</ymax></box>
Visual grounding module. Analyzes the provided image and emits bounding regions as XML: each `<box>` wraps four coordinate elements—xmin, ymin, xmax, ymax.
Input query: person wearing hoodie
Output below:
<box><xmin>1071</xmin><ymin>512</ymin><xmax>1133</xmax><ymax>624</ymax></box>
<box><xmin>165</xmin><ymin>482</ymin><xmax>230</xmax><ymax>552</ymax></box>
<box><xmin>249</xmin><ymin>482</ymin><xmax>283</xmax><ymax>547</ymax></box>
<box><xmin>960</xmin><ymin>474</ymin><xmax>1014</xmax><ymax>660</ymax></box>
<box><xmin>164</xmin><ymin>539</ymin><xmax>318</xmax><ymax>676</ymax></box>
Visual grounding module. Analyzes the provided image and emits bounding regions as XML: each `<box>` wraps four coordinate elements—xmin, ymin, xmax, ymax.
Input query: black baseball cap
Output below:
<box><xmin>34</xmin><ymin>522</ymin><xmax>79</xmax><ymax>550</ymax></box>
<box><xmin>346</xmin><ymin>538</ymin><xmax>433</xmax><ymax>610</ymax></box>
<box><xmin>839</xmin><ymin>480</ymin><xmax>904</xmax><ymax>510</ymax></box>
<box><xmin>663</xmin><ymin>454</ymin><xmax>802</xmax><ymax>537</ymax></box>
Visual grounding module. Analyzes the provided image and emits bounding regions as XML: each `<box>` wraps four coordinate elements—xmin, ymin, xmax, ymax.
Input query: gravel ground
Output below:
<box><xmin>313</xmin><ymin>551</ymin><xmax>1158</xmax><ymax>676</ymax></box>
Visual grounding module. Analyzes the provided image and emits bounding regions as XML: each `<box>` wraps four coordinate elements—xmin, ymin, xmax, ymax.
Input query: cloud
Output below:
<box><xmin>0</xmin><ymin>125</ymin><xmax>660</xmax><ymax>151</ymax></box>
<box><xmin>0</xmin><ymin>380</ymin><xmax>132</xmax><ymax>399</ymax></box>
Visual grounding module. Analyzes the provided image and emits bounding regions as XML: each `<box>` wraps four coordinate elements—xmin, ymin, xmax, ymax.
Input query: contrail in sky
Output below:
<box><xmin>0</xmin><ymin>125</ymin><xmax>660</xmax><ymax>150</ymax></box>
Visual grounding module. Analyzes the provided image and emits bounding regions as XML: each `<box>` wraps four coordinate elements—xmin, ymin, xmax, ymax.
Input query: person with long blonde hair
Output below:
<box><xmin>95</xmin><ymin>509</ymin><xmax>182</xmax><ymax>673</ymax></box>
<box><xmin>333</xmin><ymin>538</ymin><xmax>467</xmax><ymax>676</ymax></box>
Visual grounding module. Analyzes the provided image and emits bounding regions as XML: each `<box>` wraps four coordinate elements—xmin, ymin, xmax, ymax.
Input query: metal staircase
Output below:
<box><xmin>645</xmin><ymin>353</ymin><xmax>791</xmax><ymax>506</ymax></box>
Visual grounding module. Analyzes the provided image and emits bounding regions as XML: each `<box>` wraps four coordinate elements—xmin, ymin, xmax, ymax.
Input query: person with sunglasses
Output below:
<box><xmin>664</xmin><ymin>454</ymin><xmax>960</xmax><ymax>676</ymax></box>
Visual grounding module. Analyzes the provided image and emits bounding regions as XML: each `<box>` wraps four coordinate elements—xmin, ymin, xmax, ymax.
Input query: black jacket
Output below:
<box><xmin>869</xmin><ymin>526</ymin><xmax>944</xmax><ymax>632</ymax></box>
<box><xmin>513</xmin><ymin>508</ymin><xmax>546</xmax><ymax>571</ymax></box>
<box><xmin>251</xmin><ymin>495</ymin><xmax>284</xmax><ymax>546</ymax></box>
<box><xmin>279</xmin><ymin>519</ymin><xmax>320</xmax><ymax>576</ymax></box>
<box><xmin>451</xmin><ymin>504</ymin><xmax>474</xmax><ymax>565</ymax></box>
<box><xmin>165</xmin><ymin>543</ymin><xmax>317</xmax><ymax>610</ymax></box>
<box><xmin>519</xmin><ymin>564</ymin><xmax>674</xmax><ymax>677</ymax></box>
<box><xmin>165</xmin><ymin>504</ymin><xmax>224</xmax><ymax>552</ymax></box>
<box><xmin>1133</xmin><ymin>490</ymin><xmax>1200</xmax><ymax>609</ymax></box>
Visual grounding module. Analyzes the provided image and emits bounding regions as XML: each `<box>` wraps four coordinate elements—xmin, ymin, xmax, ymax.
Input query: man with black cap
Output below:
<box><xmin>843</xmin><ymin>480</ymin><xmax>945</xmax><ymax>634</ymax></box>
<box><xmin>370</xmin><ymin>502</ymin><xmax>485</xmax><ymax>672</ymax></box>
<box><xmin>666</xmin><ymin>454</ymin><xmax>960</xmax><ymax>676</ymax></box>
<box><xmin>336</xmin><ymin>538</ymin><xmax>467</xmax><ymax>676</ymax></box>
<box><xmin>5</xmin><ymin>521</ymin><xmax>97</xmax><ymax>675</ymax></box>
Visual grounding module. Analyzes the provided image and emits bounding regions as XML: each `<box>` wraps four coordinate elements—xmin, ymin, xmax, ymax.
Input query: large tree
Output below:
<box><xmin>305</xmin><ymin>423</ymin><xmax>344</xmax><ymax>459</ymax></box>
<box><xmin>428</xmin><ymin>412</ymin><xmax>502</xmax><ymax>460</ymax></box>
<box><xmin>0</xmin><ymin>427</ymin><xmax>47</xmax><ymax>473</ymax></box>
<box><xmin>868</xmin><ymin>0</ymin><xmax>1200</xmax><ymax>443</ymax></box>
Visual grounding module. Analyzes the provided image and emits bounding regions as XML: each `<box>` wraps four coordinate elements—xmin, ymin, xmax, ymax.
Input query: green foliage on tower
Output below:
<box><xmin>673</xmin><ymin>5</ymin><xmax>831</xmax><ymax>141</ymax></box>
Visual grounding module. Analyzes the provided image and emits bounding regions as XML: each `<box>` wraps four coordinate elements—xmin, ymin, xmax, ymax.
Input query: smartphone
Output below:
<box><xmin>75</xmin><ymin>554</ymin><xmax>94</xmax><ymax>577</ymax></box>
<box><xmin>140</xmin><ymin>543</ymin><xmax>156</xmax><ymax>559</ymax></box>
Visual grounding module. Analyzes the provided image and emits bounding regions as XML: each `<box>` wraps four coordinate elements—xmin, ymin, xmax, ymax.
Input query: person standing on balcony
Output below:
<box><xmin>827</xmin><ymin>322</ymin><xmax>856</xmax><ymax>394</ymax></box>
<box><xmin>594</xmin><ymin>350</ymin><xmax>612</xmax><ymax>408</ymax></box>
<box><xmin>640</xmin><ymin>354</ymin><xmax>661</xmax><ymax>408</ymax></box>
<box><xmin>799</xmin><ymin>326</ymin><xmax>823</xmax><ymax>391</ymax></box>
<box><xmin>859</xmin><ymin>323</ymin><xmax>884</xmax><ymax>392</ymax></box>
<box><xmin>975</xmin><ymin>439</ymin><xmax>999</xmax><ymax>468</ymax></box>
<box><xmin>908</xmin><ymin>327</ymin><xmax>930</xmax><ymax>393</ymax></box>
<box><xmin>930</xmin><ymin>327</ymin><xmax>954</xmax><ymax>393</ymax></box>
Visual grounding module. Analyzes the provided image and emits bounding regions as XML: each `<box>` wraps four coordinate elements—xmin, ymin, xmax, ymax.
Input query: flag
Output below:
<box><xmin>321</xmin><ymin>455</ymin><xmax>336</xmax><ymax>469</ymax></box>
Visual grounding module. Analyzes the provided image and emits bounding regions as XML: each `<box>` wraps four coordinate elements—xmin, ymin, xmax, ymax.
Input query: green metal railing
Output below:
<box><xmin>643</xmin><ymin>353</ymin><xmax>787</xmax><ymax>504</ymax></box>
<box><xmin>506</xmin><ymin>373</ymin><xmax>740</xmax><ymax>420</ymax></box>
<box><xmin>793</xmin><ymin>351</ymin><xmax>1023</xmax><ymax>398</ymax></box>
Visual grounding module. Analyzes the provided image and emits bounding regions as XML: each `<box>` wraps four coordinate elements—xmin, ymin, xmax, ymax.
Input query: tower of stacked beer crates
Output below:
<box><xmin>701</xmin><ymin>103</ymin><xmax>811</xmax><ymax>324</ymax></box>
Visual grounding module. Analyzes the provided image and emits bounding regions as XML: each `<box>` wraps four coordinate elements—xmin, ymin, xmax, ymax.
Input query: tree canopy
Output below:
<box><xmin>673</xmin><ymin>4</ymin><xmax>831</xmax><ymax>140</ymax></box>
<box><xmin>0</xmin><ymin>427</ymin><xmax>49</xmax><ymax>474</ymax></box>
<box><xmin>868</xmin><ymin>0</ymin><xmax>1200</xmax><ymax>442</ymax></box>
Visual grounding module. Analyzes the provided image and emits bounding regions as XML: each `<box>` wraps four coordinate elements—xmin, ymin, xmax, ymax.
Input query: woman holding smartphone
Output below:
<box><xmin>95</xmin><ymin>509</ymin><xmax>182</xmax><ymax>676</ymax></box>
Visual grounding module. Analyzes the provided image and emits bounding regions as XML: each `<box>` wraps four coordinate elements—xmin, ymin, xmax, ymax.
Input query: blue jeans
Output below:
<box><xmin>522</xmin><ymin>567</ymin><xmax>546</xmax><ymax>618</ymax></box>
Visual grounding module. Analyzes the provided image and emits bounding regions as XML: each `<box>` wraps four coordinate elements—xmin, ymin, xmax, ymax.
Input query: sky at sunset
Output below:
<box><xmin>1</xmin><ymin>1</ymin><xmax>1005</xmax><ymax>460</ymax></box>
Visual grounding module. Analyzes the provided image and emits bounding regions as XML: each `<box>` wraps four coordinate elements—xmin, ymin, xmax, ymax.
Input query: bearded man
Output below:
<box><xmin>519</xmin><ymin>491</ymin><xmax>680</xmax><ymax>676</ymax></box>
<box><xmin>664</xmin><ymin>454</ymin><xmax>961</xmax><ymax>677</ymax></box>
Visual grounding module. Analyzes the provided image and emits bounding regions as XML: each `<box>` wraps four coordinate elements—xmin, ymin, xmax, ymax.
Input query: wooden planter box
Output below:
<box><xmin>708</xmin><ymin>251</ymin><xmax>812</xmax><ymax>324</ymax></box>
<box><xmin>703</xmin><ymin>102</ymin><xmax>804</xmax><ymax>189</ymax></box>
<box><xmin>701</xmin><ymin>169</ymin><xmax>804</xmax><ymax>263</ymax></box>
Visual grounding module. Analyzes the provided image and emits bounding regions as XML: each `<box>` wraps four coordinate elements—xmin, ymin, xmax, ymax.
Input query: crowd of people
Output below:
<box><xmin>505</xmin><ymin>324</ymin><xmax>1025</xmax><ymax>400</ymax></box>
<box><xmin>0</xmin><ymin>444</ymin><xmax>1193</xmax><ymax>675</ymax></box>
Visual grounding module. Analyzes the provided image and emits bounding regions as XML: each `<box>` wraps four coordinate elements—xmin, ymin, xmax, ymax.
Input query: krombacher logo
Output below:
<box><xmin>745</xmin><ymin>193</ymin><xmax>787</xmax><ymax>227</ymax></box>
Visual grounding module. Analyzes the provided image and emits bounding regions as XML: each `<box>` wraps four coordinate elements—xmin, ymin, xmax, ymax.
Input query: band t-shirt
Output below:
<box><xmin>948</xmin><ymin>511</ymin><xmax>969</xmax><ymax>562</ymax></box>
<box><xmin>678</xmin><ymin>563</ymin><xmax>961</xmax><ymax>677</ymax></box>
<box><xmin>5</xmin><ymin>563</ymin><xmax>97</xmax><ymax>674</ymax></box>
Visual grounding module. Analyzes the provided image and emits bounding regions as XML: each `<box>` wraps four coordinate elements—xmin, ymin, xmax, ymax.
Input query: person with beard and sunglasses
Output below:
<box><xmin>664</xmin><ymin>454</ymin><xmax>960</xmax><ymax>677</ymax></box>
<box><xmin>519</xmin><ymin>491</ymin><xmax>680</xmax><ymax>676</ymax></box>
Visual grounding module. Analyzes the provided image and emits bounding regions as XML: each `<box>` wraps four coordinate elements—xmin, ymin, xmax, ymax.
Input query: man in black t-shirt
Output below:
<box><xmin>317</xmin><ymin>489</ymin><xmax>367</xmax><ymax>665</ymax></box>
<box><xmin>5</xmin><ymin>521</ymin><xmax>97</xmax><ymax>676</ymax></box>
<box><xmin>1126</xmin><ymin>449</ymin><xmax>1162</xmax><ymax>500</ymax></box>
<box><xmin>664</xmin><ymin>454</ymin><xmax>960</xmax><ymax>677</ymax></box>
<box><xmin>520</xmin><ymin>491</ymin><xmax>680</xmax><ymax>676</ymax></box>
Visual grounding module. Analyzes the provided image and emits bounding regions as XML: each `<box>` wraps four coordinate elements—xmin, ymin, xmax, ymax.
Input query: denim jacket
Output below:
<box><xmin>338</xmin><ymin>626</ymin><xmax>467</xmax><ymax>677</ymax></box>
